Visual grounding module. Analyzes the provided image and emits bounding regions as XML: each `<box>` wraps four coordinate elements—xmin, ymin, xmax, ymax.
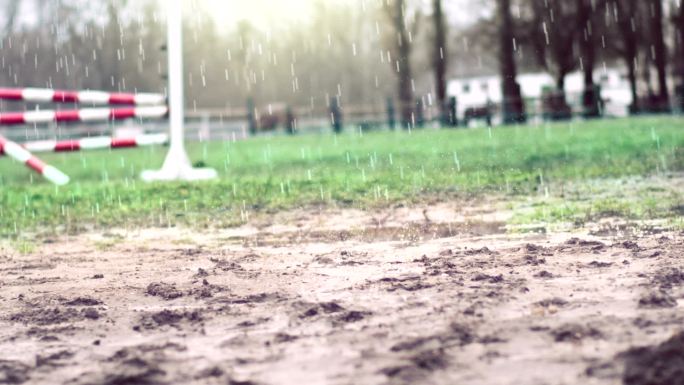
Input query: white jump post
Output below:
<box><xmin>141</xmin><ymin>0</ymin><xmax>217</xmax><ymax>182</ymax></box>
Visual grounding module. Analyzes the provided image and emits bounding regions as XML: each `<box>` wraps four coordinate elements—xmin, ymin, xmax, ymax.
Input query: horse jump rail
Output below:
<box><xmin>0</xmin><ymin>88</ymin><xmax>165</xmax><ymax>106</ymax></box>
<box><xmin>0</xmin><ymin>135</ymin><xmax>69</xmax><ymax>185</ymax></box>
<box><xmin>6</xmin><ymin>134</ymin><xmax>169</xmax><ymax>154</ymax></box>
<box><xmin>0</xmin><ymin>106</ymin><xmax>169</xmax><ymax>126</ymax></box>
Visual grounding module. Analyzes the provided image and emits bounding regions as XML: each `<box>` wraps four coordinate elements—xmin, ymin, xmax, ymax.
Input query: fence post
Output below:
<box><xmin>676</xmin><ymin>84</ymin><xmax>684</xmax><ymax>113</ymax></box>
<box><xmin>447</xmin><ymin>96</ymin><xmax>458</xmax><ymax>127</ymax></box>
<box><xmin>386</xmin><ymin>97</ymin><xmax>396</xmax><ymax>130</ymax></box>
<box><xmin>285</xmin><ymin>106</ymin><xmax>296</xmax><ymax>135</ymax></box>
<box><xmin>247</xmin><ymin>98</ymin><xmax>257</xmax><ymax>135</ymax></box>
<box><xmin>582</xmin><ymin>84</ymin><xmax>602</xmax><ymax>119</ymax></box>
<box><xmin>415</xmin><ymin>98</ymin><xmax>425</xmax><ymax>128</ymax></box>
<box><xmin>330</xmin><ymin>96</ymin><xmax>342</xmax><ymax>134</ymax></box>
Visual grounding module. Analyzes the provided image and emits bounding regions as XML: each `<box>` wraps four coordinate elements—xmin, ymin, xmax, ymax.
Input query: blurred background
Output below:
<box><xmin>0</xmin><ymin>0</ymin><xmax>683</xmax><ymax>141</ymax></box>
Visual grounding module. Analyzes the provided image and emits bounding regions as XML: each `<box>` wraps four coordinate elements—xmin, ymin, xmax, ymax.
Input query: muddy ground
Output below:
<box><xmin>0</xmin><ymin>203</ymin><xmax>683</xmax><ymax>385</ymax></box>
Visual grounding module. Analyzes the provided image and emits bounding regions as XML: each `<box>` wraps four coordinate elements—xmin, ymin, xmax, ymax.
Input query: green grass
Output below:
<box><xmin>1</xmin><ymin>116</ymin><xmax>683</xmax><ymax>237</ymax></box>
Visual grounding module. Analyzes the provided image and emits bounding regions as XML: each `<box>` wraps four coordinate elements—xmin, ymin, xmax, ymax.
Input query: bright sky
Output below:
<box><xmin>196</xmin><ymin>0</ymin><xmax>480</xmax><ymax>31</ymax></box>
<box><xmin>11</xmin><ymin>0</ymin><xmax>482</xmax><ymax>31</ymax></box>
<box><xmin>200</xmin><ymin>0</ymin><xmax>318</xmax><ymax>24</ymax></box>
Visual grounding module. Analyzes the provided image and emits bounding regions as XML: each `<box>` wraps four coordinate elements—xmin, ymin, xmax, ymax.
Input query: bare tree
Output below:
<box><xmin>675</xmin><ymin>0</ymin><xmax>684</xmax><ymax>83</ymax></box>
<box><xmin>576</xmin><ymin>0</ymin><xmax>602</xmax><ymax>117</ymax></box>
<box><xmin>383</xmin><ymin>0</ymin><xmax>414</xmax><ymax>129</ymax></box>
<box><xmin>614</xmin><ymin>0</ymin><xmax>641</xmax><ymax>113</ymax></box>
<box><xmin>531</xmin><ymin>0</ymin><xmax>580</xmax><ymax>91</ymax></box>
<box><xmin>497</xmin><ymin>0</ymin><xmax>526</xmax><ymax>123</ymax></box>
<box><xmin>649</xmin><ymin>0</ymin><xmax>670</xmax><ymax>110</ymax></box>
<box><xmin>432</xmin><ymin>0</ymin><xmax>448</xmax><ymax>125</ymax></box>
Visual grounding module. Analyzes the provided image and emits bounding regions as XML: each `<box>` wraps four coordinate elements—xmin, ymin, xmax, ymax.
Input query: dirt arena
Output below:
<box><xmin>1</xmin><ymin>204</ymin><xmax>683</xmax><ymax>385</ymax></box>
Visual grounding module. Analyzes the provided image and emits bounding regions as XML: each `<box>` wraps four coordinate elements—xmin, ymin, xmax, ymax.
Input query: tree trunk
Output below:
<box><xmin>498</xmin><ymin>0</ymin><xmax>525</xmax><ymax>124</ymax></box>
<box><xmin>680</xmin><ymin>2</ymin><xmax>684</xmax><ymax>81</ymax></box>
<box><xmin>617</xmin><ymin>0</ymin><xmax>640</xmax><ymax>113</ymax></box>
<box><xmin>432</xmin><ymin>0</ymin><xmax>449</xmax><ymax>126</ymax></box>
<box><xmin>392</xmin><ymin>0</ymin><xmax>413</xmax><ymax>129</ymax></box>
<box><xmin>650</xmin><ymin>0</ymin><xmax>669</xmax><ymax>109</ymax></box>
<box><xmin>577</xmin><ymin>0</ymin><xmax>600</xmax><ymax>117</ymax></box>
<box><xmin>627</xmin><ymin>57</ymin><xmax>639</xmax><ymax>113</ymax></box>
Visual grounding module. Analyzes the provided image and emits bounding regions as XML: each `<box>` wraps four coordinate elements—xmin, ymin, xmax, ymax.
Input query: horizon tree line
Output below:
<box><xmin>1</xmin><ymin>0</ymin><xmax>683</xmax><ymax>127</ymax></box>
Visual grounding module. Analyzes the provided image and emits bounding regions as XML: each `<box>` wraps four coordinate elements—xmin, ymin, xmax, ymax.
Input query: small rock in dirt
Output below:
<box><xmin>195</xmin><ymin>268</ymin><xmax>209</xmax><ymax>277</ymax></box>
<box><xmin>638</xmin><ymin>292</ymin><xmax>677</xmax><ymax>309</ymax></box>
<box><xmin>621</xmin><ymin>332</ymin><xmax>684</xmax><ymax>385</ymax></box>
<box><xmin>146</xmin><ymin>282</ymin><xmax>183</xmax><ymax>300</ymax></box>
<box><xmin>92</xmin><ymin>274</ymin><xmax>104</xmax><ymax>279</ymax></box>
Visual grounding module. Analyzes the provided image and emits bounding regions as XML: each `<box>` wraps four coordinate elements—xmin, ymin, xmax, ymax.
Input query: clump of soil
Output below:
<box><xmin>0</xmin><ymin>360</ymin><xmax>31</xmax><ymax>384</ymax></box>
<box><xmin>381</xmin><ymin>349</ymin><xmax>449</xmax><ymax>382</ymax></box>
<box><xmin>638</xmin><ymin>292</ymin><xmax>678</xmax><ymax>309</ymax></box>
<box><xmin>536</xmin><ymin>298</ymin><xmax>569</xmax><ymax>308</ymax></box>
<box><xmin>63</xmin><ymin>297</ymin><xmax>103</xmax><ymax>306</ymax></box>
<box><xmin>10</xmin><ymin>307</ymin><xmax>99</xmax><ymax>326</ymax></box>
<box><xmin>534</xmin><ymin>270</ymin><xmax>555</xmax><ymax>278</ymax></box>
<box><xmin>622</xmin><ymin>332</ymin><xmax>684</xmax><ymax>385</ymax></box>
<box><xmin>298</xmin><ymin>301</ymin><xmax>345</xmax><ymax>319</ymax></box>
<box><xmin>652</xmin><ymin>268</ymin><xmax>684</xmax><ymax>289</ymax></box>
<box><xmin>333</xmin><ymin>311</ymin><xmax>371</xmax><ymax>325</ymax></box>
<box><xmin>472</xmin><ymin>274</ymin><xmax>504</xmax><ymax>283</ymax></box>
<box><xmin>587</xmin><ymin>261</ymin><xmax>613</xmax><ymax>268</ymax></box>
<box><xmin>146</xmin><ymin>282</ymin><xmax>183</xmax><ymax>300</ymax></box>
<box><xmin>36</xmin><ymin>350</ymin><xmax>75</xmax><ymax>367</ymax></box>
<box><xmin>136</xmin><ymin>309</ymin><xmax>203</xmax><ymax>330</ymax></box>
<box><xmin>551</xmin><ymin>324</ymin><xmax>602</xmax><ymax>342</ymax></box>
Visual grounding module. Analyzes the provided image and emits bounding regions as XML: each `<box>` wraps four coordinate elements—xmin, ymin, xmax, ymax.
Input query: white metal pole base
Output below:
<box><xmin>141</xmin><ymin>146</ymin><xmax>217</xmax><ymax>182</ymax></box>
<box><xmin>141</xmin><ymin>0</ymin><xmax>217</xmax><ymax>183</ymax></box>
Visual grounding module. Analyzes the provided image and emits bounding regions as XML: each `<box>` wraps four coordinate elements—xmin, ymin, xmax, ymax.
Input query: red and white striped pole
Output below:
<box><xmin>0</xmin><ymin>106</ymin><xmax>168</xmax><ymax>126</ymax></box>
<box><xmin>0</xmin><ymin>135</ymin><xmax>69</xmax><ymax>185</ymax></box>
<box><xmin>0</xmin><ymin>88</ymin><xmax>165</xmax><ymax>106</ymax></box>
<box><xmin>8</xmin><ymin>133</ymin><xmax>168</xmax><ymax>154</ymax></box>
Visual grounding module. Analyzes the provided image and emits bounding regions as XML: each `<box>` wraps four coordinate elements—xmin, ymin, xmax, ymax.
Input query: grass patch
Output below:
<box><xmin>1</xmin><ymin>116</ymin><xmax>683</xmax><ymax>237</ymax></box>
